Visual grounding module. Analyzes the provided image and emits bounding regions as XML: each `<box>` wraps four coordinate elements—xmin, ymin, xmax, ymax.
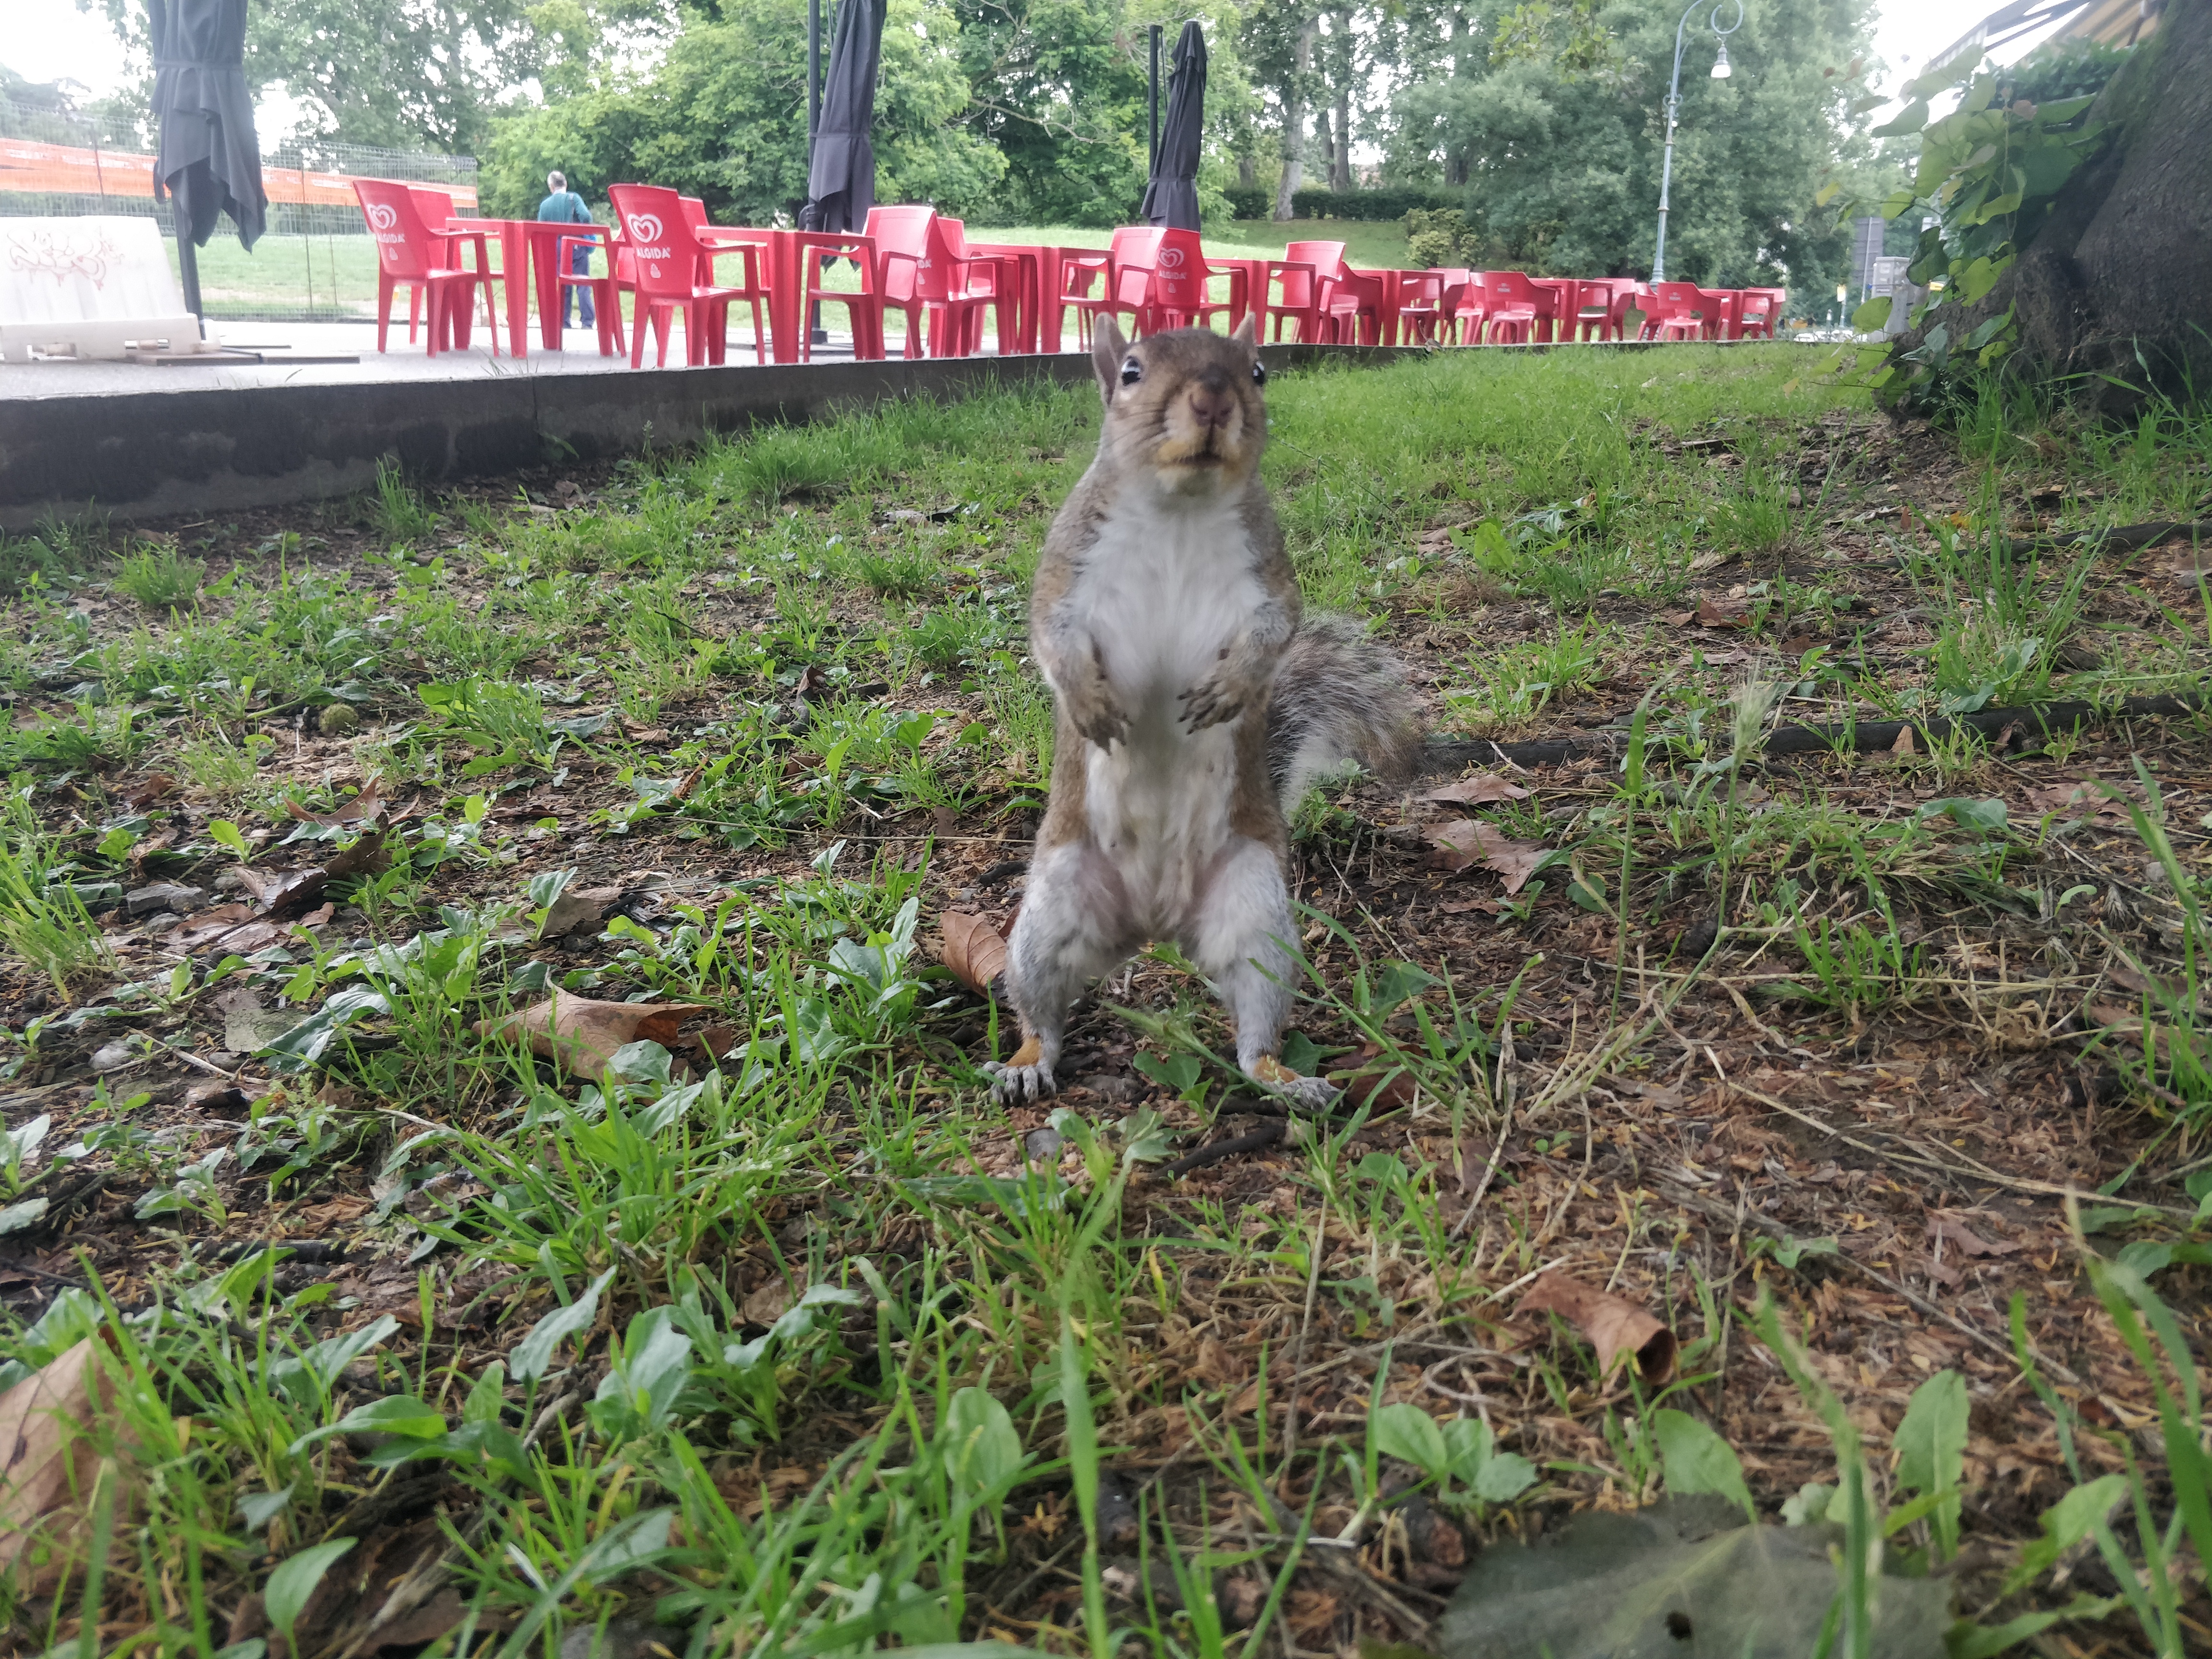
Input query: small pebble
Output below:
<box><xmin>144</xmin><ymin>913</ymin><xmax>182</xmax><ymax>936</ymax></box>
<box><xmin>91</xmin><ymin>1041</ymin><xmax>136</xmax><ymax>1072</ymax></box>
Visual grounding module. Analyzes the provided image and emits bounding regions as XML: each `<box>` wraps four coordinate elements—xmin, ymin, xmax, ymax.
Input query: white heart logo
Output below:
<box><xmin>1158</xmin><ymin>245</ymin><xmax>1185</xmax><ymax>269</ymax></box>
<box><xmin>365</xmin><ymin>203</ymin><xmax>397</xmax><ymax>231</ymax></box>
<box><xmin>626</xmin><ymin>214</ymin><xmax>663</xmax><ymax>243</ymax></box>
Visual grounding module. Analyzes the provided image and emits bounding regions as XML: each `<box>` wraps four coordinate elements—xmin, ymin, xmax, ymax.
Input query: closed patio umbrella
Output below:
<box><xmin>148</xmin><ymin>0</ymin><xmax>268</xmax><ymax>321</ymax></box>
<box><xmin>799</xmin><ymin>0</ymin><xmax>886</xmax><ymax>234</ymax></box>
<box><xmin>1140</xmin><ymin>21</ymin><xmax>1205</xmax><ymax>232</ymax></box>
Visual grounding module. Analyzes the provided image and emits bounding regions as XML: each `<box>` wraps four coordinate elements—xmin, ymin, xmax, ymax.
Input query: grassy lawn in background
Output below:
<box><xmin>1</xmin><ymin>344</ymin><xmax>2207</xmax><ymax>1658</ymax></box>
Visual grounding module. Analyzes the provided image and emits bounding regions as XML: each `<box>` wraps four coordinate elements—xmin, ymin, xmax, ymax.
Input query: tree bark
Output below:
<box><xmin>1894</xmin><ymin>0</ymin><xmax>2212</xmax><ymax>413</ymax></box>
<box><xmin>1332</xmin><ymin>7</ymin><xmax>1355</xmax><ymax>191</ymax></box>
<box><xmin>1275</xmin><ymin>12</ymin><xmax>1317</xmax><ymax>219</ymax></box>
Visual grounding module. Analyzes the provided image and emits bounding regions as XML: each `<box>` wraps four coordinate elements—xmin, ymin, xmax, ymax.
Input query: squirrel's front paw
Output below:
<box><xmin>983</xmin><ymin>1036</ymin><xmax>1058</xmax><ymax>1104</ymax></box>
<box><xmin>1067</xmin><ymin>686</ymin><xmax>1130</xmax><ymax>749</ymax></box>
<box><xmin>1246</xmin><ymin>1054</ymin><xmax>1338</xmax><ymax>1113</ymax></box>
<box><xmin>1178</xmin><ymin>673</ymin><xmax>1250</xmax><ymax>732</ymax></box>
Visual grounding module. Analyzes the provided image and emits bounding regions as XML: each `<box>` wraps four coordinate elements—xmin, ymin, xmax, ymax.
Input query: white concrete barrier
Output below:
<box><xmin>0</xmin><ymin>216</ymin><xmax>206</xmax><ymax>363</ymax></box>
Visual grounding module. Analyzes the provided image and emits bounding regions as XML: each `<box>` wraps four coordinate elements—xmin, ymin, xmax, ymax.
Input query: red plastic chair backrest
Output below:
<box><xmin>354</xmin><ymin>179</ymin><xmax>444</xmax><ymax>280</ymax></box>
<box><xmin>1147</xmin><ymin>228</ymin><xmax>1209</xmax><ymax>311</ymax></box>
<box><xmin>608</xmin><ymin>184</ymin><xmax>707</xmax><ymax>300</ymax></box>
<box><xmin>864</xmin><ymin>205</ymin><xmax>950</xmax><ymax>301</ymax></box>
<box><xmin>1285</xmin><ymin>240</ymin><xmax>1348</xmax><ymax>281</ymax></box>
<box><xmin>680</xmin><ymin>196</ymin><xmax>709</xmax><ymax>232</ymax></box>
<box><xmin>1477</xmin><ymin>270</ymin><xmax>1540</xmax><ymax>308</ymax></box>
<box><xmin>1646</xmin><ymin>281</ymin><xmax>1706</xmax><ymax>317</ymax></box>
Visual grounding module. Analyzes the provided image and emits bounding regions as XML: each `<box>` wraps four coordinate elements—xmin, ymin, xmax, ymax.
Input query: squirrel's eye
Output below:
<box><xmin>1251</xmin><ymin>361</ymin><xmax>1267</xmax><ymax>385</ymax></box>
<box><xmin>1120</xmin><ymin>358</ymin><xmax>1142</xmax><ymax>385</ymax></box>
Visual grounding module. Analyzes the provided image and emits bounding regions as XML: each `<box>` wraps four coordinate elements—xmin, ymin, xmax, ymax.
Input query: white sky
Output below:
<box><xmin>7</xmin><ymin>1</ymin><xmax>2075</xmax><ymax>131</ymax></box>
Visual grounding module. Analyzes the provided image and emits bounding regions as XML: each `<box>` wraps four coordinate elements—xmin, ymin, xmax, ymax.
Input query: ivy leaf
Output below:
<box><xmin>1870</xmin><ymin>99</ymin><xmax>1927</xmax><ymax>137</ymax></box>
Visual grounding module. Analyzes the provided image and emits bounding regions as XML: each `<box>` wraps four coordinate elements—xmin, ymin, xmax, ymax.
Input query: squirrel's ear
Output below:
<box><xmin>1091</xmin><ymin>316</ymin><xmax>1129</xmax><ymax>404</ymax></box>
<box><xmin>1232</xmin><ymin>310</ymin><xmax>1258</xmax><ymax>348</ymax></box>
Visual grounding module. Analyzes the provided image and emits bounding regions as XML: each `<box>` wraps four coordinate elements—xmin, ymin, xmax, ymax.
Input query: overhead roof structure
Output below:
<box><xmin>1920</xmin><ymin>0</ymin><xmax>2164</xmax><ymax>84</ymax></box>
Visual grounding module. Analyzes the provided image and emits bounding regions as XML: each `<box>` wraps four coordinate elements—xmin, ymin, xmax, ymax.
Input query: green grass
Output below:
<box><xmin>2</xmin><ymin>347</ymin><xmax>2209</xmax><ymax>1659</ymax></box>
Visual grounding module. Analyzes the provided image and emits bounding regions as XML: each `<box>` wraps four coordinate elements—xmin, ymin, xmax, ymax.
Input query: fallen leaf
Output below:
<box><xmin>1429</xmin><ymin>820</ymin><xmax>1551</xmax><ymax>894</ymax></box>
<box><xmin>1423</xmin><ymin>772</ymin><xmax>1532</xmax><ymax>805</ymax></box>
<box><xmin>285</xmin><ymin>781</ymin><xmax>383</xmax><ymax>830</ymax></box>
<box><xmin>1687</xmin><ymin>550</ymin><xmax>1735</xmax><ymax>574</ymax></box>
<box><xmin>237</xmin><ymin>866</ymin><xmax>329</xmax><ymax>916</ymax></box>
<box><xmin>541</xmin><ymin>886</ymin><xmax>620</xmax><ymax>938</ymax></box>
<box><xmin>1514</xmin><ymin>1271</ymin><xmax>1676</xmax><ymax>1384</ymax></box>
<box><xmin>1889</xmin><ymin>725</ymin><xmax>1915</xmax><ymax>757</ymax></box>
<box><xmin>1660</xmin><ymin>610</ymin><xmax>1696</xmax><ymax>626</ymax></box>
<box><xmin>2026</xmin><ymin>779</ymin><xmax>2138</xmax><ymax>821</ymax></box>
<box><xmin>1696</xmin><ymin>596</ymin><xmax>1752</xmax><ymax>629</ymax></box>
<box><xmin>1926</xmin><ymin>1213</ymin><xmax>2017</xmax><ymax>1257</ymax></box>
<box><xmin>1328</xmin><ymin>1042</ymin><xmax>1417</xmax><ymax>1110</ymax></box>
<box><xmin>697</xmin><ymin>1023</ymin><xmax>739</xmax><ymax>1063</ymax></box>
<box><xmin>324</xmin><ymin>829</ymin><xmax>391</xmax><ymax>880</ymax></box>
<box><xmin>938</xmin><ymin>911</ymin><xmax>1009</xmax><ymax>994</ymax></box>
<box><xmin>121</xmin><ymin>774</ymin><xmax>176</xmax><ymax>810</ymax></box>
<box><xmin>176</xmin><ymin>902</ymin><xmax>255</xmax><ymax>945</ymax></box>
<box><xmin>742</xmin><ymin>1279</ymin><xmax>794</xmax><ymax>1325</ymax></box>
<box><xmin>480</xmin><ymin>991</ymin><xmax>710</xmax><ymax>1081</ymax></box>
<box><xmin>0</xmin><ymin>1338</ymin><xmax>121</xmax><ymax>1592</ymax></box>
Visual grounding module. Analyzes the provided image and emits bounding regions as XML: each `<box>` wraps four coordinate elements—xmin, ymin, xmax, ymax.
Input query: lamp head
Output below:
<box><xmin>1710</xmin><ymin>43</ymin><xmax>1731</xmax><ymax>78</ymax></box>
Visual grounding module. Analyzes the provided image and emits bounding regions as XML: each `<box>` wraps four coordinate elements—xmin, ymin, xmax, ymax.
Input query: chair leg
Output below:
<box><xmin>751</xmin><ymin>295</ymin><xmax>766</xmax><ymax>365</ymax></box>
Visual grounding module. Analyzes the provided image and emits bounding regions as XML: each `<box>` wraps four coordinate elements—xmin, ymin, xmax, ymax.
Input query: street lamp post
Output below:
<box><xmin>1652</xmin><ymin>0</ymin><xmax>1743</xmax><ymax>284</ymax></box>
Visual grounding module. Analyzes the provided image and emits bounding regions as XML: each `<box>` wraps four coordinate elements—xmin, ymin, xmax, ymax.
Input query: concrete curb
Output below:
<box><xmin>0</xmin><ymin>343</ymin><xmax>1430</xmax><ymax>529</ymax></box>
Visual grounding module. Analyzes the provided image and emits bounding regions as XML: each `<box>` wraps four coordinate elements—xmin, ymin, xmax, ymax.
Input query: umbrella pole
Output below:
<box><xmin>1148</xmin><ymin>24</ymin><xmax>1162</xmax><ymax>176</ymax></box>
<box><xmin>177</xmin><ymin>223</ymin><xmax>204</xmax><ymax>337</ymax></box>
<box><xmin>807</xmin><ymin>0</ymin><xmax>827</xmax><ymax>346</ymax></box>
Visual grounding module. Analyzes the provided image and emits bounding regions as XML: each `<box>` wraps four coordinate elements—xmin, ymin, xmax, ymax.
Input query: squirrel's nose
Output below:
<box><xmin>1188</xmin><ymin>386</ymin><xmax>1236</xmax><ymax>431</ymax></box>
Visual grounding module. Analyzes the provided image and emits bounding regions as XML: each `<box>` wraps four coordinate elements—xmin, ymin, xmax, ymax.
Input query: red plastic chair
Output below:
<box><xmin>1562</xmin><ymin>278</ymin><xmax>1616</xmax><ymax>342</ymax></box>
<box><xmin>1429</xmin><ymin>268</ymin><xmax>1481</xmax><ymax>345</ymax></box>
<box><xmin>608</xmin><ymin>183</ymin><xmax>761</xmax><ymax>367</ymax></box>
<box><xmin>1264</xmin><ymin>240</ymin><xmax>1357</xmax><ymax>342</ymax></box>
<box><xmin>1058</xmin><ymin>226</ymin><xmax>1162</xmax><ymax>347</ymax></box>
<box><xmin>865</xmin><ymin>205</ymin><xmax>989</xmax><ymax>358</ymax></box>
<box><xmin>797</xmin><ymin>231</ymin><xmax>887</xmax><ymax>361</ymax></box>
<box><xmin>554</xmin><ymin>226</ymin><xmax>624</xmax><ymax>358</ymax></box>
<box><xmin>1473</xmin><ymin>271</ymin><xmax>1542</xmax><ymax>343</ymax></box>
<box><xmin>936</xmin><ymin>218</ymin><xmax>1021</xmax><ymax>354</ymax></box>
<box><xmin>1133</xmin><ymin>228</ymin><xmax>1238</xmax><ymax>335</ymax></box>
<box><xmin>1734</xmin><ymin>286</ymin><xmax>1785</xmax><ymax>340</ymax></box>
<box><xmin>1696</xmin><ymin>287</ymin><xmax>1741</xmax><ymax>340</ymax></box>
<box><xmin>1395</xmin><ymin>271</ymin><xmax>1450</xmax><ymax>345</ymax></box>
<box><xmin>1644</xmin><ymin>281</ymin><xmax>1713</xmax><ymax>341</ymax></box>
<box><xmin>355</xmin><ymin>179</ymin><xmax>498</xmax><ymax>356</ymax></box>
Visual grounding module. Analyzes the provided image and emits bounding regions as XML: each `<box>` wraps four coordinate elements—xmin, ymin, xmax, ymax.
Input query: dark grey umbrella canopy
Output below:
<box><xmin>1140</xmin><ymin>21</ymin><xmax>1206</xmax><ymax>231</ymax></box>
<box><xmin>800</xmin><ymin>0</ymin><xmax>887</xmax><ymax>234</ymax></box>
<box><xmin>149</xmin><ymin>0</ymin><xmax>267</xmax><ymax>249</ymax></box>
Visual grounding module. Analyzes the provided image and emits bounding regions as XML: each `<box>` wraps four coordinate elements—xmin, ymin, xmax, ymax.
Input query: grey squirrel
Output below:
<box><xmin>984</xmin><ymin>313</ymin><xmax>1419</xmax><ymax>1110</ymax></box>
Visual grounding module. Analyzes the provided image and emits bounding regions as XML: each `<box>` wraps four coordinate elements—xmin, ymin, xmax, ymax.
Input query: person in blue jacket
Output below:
<box><xmin>538</xmin><ymin>171</ymin><xmax>596</xmax><ymax>330</ymax></box>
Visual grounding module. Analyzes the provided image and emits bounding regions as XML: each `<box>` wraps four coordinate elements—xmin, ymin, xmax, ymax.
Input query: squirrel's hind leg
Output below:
<box><xmin>1188</xmin><ymin>842</ymin><xmax>1340</xmax><ymax>1113</ymax></box>
<box><xmin>985</xmin><ymin>841</ymin><xmax>1134</xmax><ymax>1104</ymax></box>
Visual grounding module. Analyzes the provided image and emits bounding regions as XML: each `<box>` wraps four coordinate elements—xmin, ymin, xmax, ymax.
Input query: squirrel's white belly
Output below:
<box><xmin>1075</xmin><ymin>499</ymin><xmax>1268</xmax><ymax>936</ymax></box>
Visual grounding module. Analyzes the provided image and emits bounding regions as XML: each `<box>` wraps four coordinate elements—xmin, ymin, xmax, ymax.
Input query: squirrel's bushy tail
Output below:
<box><xmin>1266</xmin><ymin>613</ymin><xmax>1423</xmax><ymax>812</ymax></box>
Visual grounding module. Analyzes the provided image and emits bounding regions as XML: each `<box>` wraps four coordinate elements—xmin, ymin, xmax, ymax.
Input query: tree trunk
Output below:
<box><xmin>1275</xmin><ymin>13</ymin><xmax>1317</xmax><ymax>220</ymax></box>
<box><xmin>1896</xmin><ymin>0</ymin><xmax>2212</xmax><ymax>412</ymax></box>
<box><xmin>1316</xmin><ymin>106</ymin><xmax>1338</xmax><ymax>193</ymax></box>
<box><xmin>1444</xmin><ymin>7</ymin><xmax>1472</xmax><ymax>187</ymax></box>
<box><xmin>1332</xmin><ymin>8</ymin><xmax>1354</xmax><ymax>191</ymax></box>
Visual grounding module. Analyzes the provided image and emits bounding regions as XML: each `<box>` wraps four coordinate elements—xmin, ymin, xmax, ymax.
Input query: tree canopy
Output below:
<box><xmin>73</xmin><ymin>0</ymin><xmax>1886</xmax><ymax>292</ymax></box>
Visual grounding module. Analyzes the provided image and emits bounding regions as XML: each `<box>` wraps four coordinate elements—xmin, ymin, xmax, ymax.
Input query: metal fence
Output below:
<box><xmin>1</xmin><ymin>96</ymin><xmax>479</xmax><ymax>320</ymax></box>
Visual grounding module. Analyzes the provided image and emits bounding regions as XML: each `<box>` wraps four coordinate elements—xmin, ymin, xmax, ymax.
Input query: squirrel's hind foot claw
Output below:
<box><xmin>1245</xmin><ymin>1055</ymin><xmax>1338</xmax><ymax>1113</ymax></box>
<box><xmin>983</xmin><ymin>1058</ymin><xmax>1059</xmax><ymax>1104</ymax></box>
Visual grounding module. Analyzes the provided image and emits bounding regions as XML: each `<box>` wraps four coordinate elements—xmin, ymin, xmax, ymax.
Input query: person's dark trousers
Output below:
<box><xmin>564</xmin><ymin>241</ymin><xmax>596</xmax><ymax>328</ymax></box>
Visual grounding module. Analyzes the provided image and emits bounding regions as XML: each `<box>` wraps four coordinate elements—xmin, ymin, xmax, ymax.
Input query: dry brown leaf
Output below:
<box><xmin>1695</xmin><ymin>596</ymin><xmax>1752</xmax><ymax>629</ymax></box>
<box><xmin>237</xmin><ymin>865</ymin><xmax>327</xmax><ymax>914</ymax></box>
<box><xmin>1514</xmin><ymin>1270</ymin><xmax>1677</xmax><ymax>1384</ymax></box>
<box><xmin>1659</xmin><ymin>609</ymin><xmax>1696</xmax><ymax>626</ymax></box>
<box><xmin>1422</xmin><ymin>772</ymin><xmax>1532</xmax><ymax>805</ymax></box>
<box><xmin>175</xmin><ymin>902</ymin><xmax>256</xmax><ymax>946</ymax></box>
<box><xmin>285</xmin><ymin>780</ymin><xmax>383</xmax><ymax>829</ymax></box>
<box><xmin>0</xmin><ymin>1338</ymin><xmax>120</xmax><ymax>1593</ymax></box>
<box><xmin>1890</xmin><ymin>724</ymin><xmax>1916</xmax><ymax>757</ymax></box>
<box><xmin>480</xmin><ymin>991</ymin><xmax>710</xmax><ymax>1081</ymax></box>
<box><xmin>938</xmin><ymin>911</ymin><xmax>1009</xmax><ymax>995</ymax></box>
<box><xmin>540</xmin><ymin>885</ymin><xmax>621</xmax><ymax>938</ymax></box>
<box><xmin>1927</xmin><ymin>1212</ymin><xmax>2018</xmax><ymax>1257</ymax></box>
<box><xmin>121</xmin><ymin>773</ymin><xmax>177</xmax><ymax>810</ymax></box>
<box><xmin>742</xmin><ymin>1279</ymin><xmax>794</xmax><ymax>1325</ymax></box>
<box><xmin>2026</xmin><ymin>779</ymin><xmax>2138</xmax><ymax>821</ymax></box>
<box><xmin>697</xmin><ymin>1023</ymin><xmax>740</xmax><ymax>1063</ymax></box>
<box><xmin>1428</xmin><ymin>819</ymin><xmax>1550</xmax><ymax>894</ymax></box>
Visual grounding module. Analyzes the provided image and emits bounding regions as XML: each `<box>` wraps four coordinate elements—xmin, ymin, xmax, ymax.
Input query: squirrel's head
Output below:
<box><xmin>1090</xmin><ymin>314</ymin><xmax>1266</xmax><ymax>495</ymax></box>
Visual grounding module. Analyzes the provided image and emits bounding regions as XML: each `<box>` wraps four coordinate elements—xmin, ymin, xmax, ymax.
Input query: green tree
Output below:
<box><xmin>1385</xmin><ymin>0</ymin><xmax>1875</xmax><ymax>302</ymax></box>
<box><xmin>481</xmin><ymin>0</ymin><xmax>1004</xmax><ymax>223</ymax></box>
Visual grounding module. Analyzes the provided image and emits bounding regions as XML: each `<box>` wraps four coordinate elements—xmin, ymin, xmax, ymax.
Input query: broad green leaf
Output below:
<box><xmin>941</xmin><ymin>1387</ymin><xmax>1026</xmax><ymax>1496</ymax></box>
<box><xmin>1871</xmin><ymin>99</ymin><xmax>1927</xmax><ymax>137</ymax></box>
<box><xmin>1652</xmin><ymin>1409</ymin><xmax>1753</xmax><ymax>1520</ymax></box>
<box><xmin>288</xmin><ymin>1394</ymin><xmax>447</xmax><ymax>1455</ymax></box>
<box><xmin>1372</xmin><ymin>960</ymin><xmax>1441</xmax><ymax>1014</ymax></box>
<box><xmin>1895</xmin><ymin>1371</ymin><xmax>1968</xmax><ymax>1506</ymax></box>
<box><xmin>264</xmin><ymin>1538</ymin><xmax>357</xmax><ymax>1647</ymax></box>
<box><xmin>0</xmin><ymin>1197</ymin><xmax>49</xmax><ymax>1235</ymax></box>
<box><xmin>464</xmin><ymin>1363</ymin><xmax>507</xmax><ymax>1425</ymax></box>
<box><xmin>510</xmin><ymin>1267</ymin><xmax>615</xmax><ymax>1381</ymax></box>
<box><xmin>1372</xmin><ymin>1402</ymin><xmax>1450</xmax><ymax>1479</ymax></box>
<box><xmin>1878</xmin><ymin>186</ymin><xmax>1916</xmax><ymax>218</ymax></box>
<box><xmin>1850</xmin><ymin>295</ymin><xmax>1892</xmax><ymax>333</ymax></box>
<box><xmin>1443</xmin><ymin>1417</ymin><xmax>1494</xmax><ymax>1481</ymax></box>
<box><xmin>1473</xmin><ymin>1451</ymin><xmax>1538</xmax><ymax>1503</ymax></box>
